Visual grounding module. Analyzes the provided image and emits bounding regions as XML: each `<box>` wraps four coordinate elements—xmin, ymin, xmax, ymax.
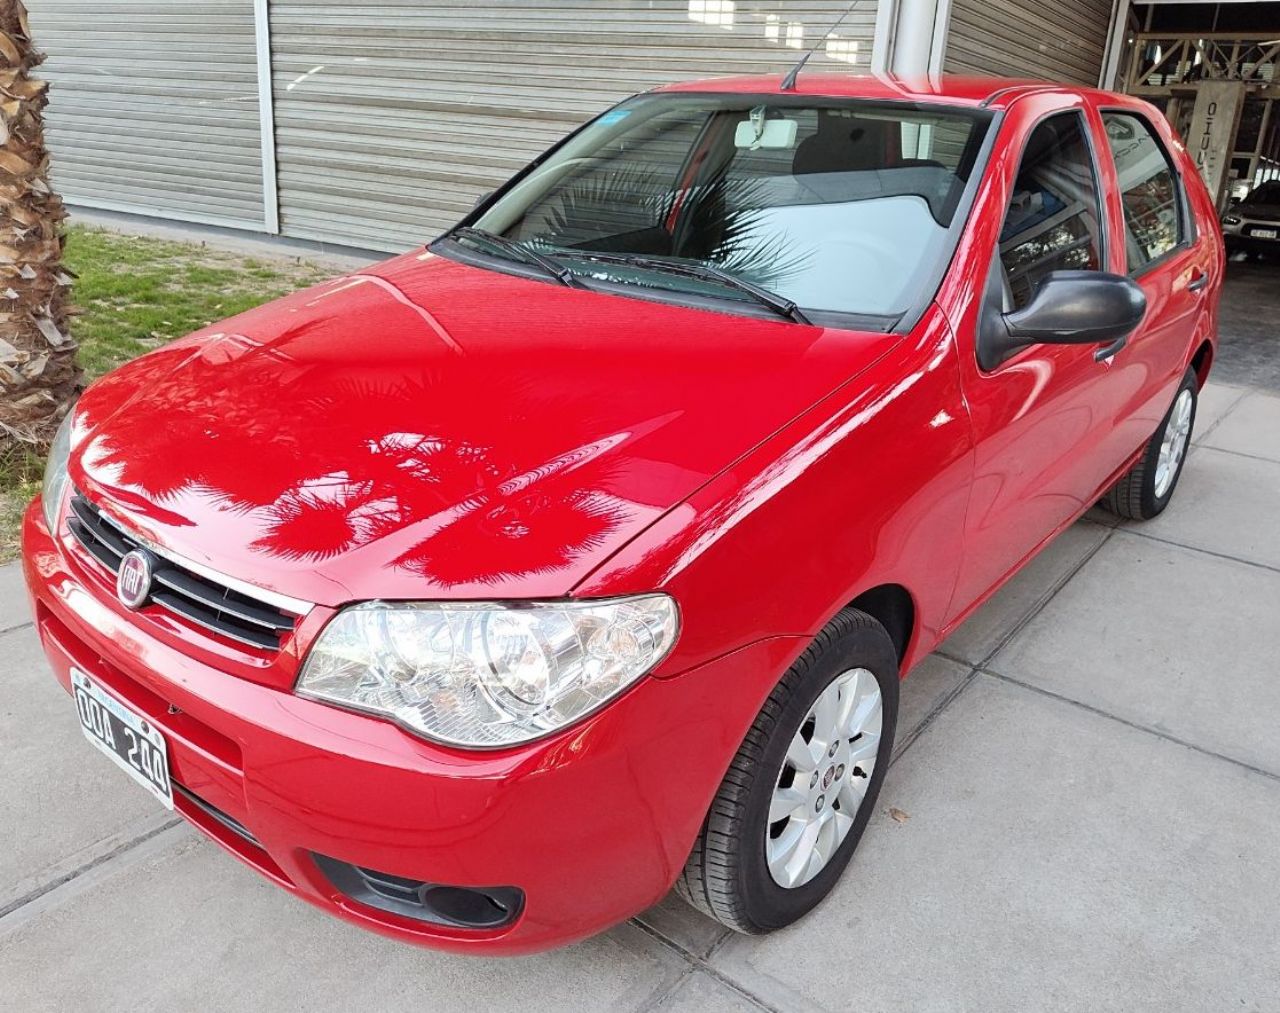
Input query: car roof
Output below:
<box><xmin>655</xmin><ymin>73</ymin><xmax>1122</xmax><ymax>110</ymax></box>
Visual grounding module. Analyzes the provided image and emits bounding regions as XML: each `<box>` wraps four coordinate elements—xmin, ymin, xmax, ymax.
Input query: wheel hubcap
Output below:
<box><xmin>766</xmin><ymin>667</ymin><xmax>883</xmax><ymax>889</ymax></box>
<box><xmin>1154</xmin><ymin>388</ymin><xmax>1193</xmax><ymax>499</ymax></box>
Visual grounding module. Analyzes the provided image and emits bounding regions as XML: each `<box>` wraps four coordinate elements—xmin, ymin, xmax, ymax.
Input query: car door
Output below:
<box><xmin>1091</xmin><ymin>105</ymin><xmax>1212</xmax><ymax>464</ymax></box>
<box><xmin>946</xmin><ymin>94</ymin><xmax>1137</xmax><ymax>624</ymax></box>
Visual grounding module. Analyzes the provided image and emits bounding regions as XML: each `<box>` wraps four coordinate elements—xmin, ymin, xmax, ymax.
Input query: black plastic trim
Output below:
<box><xmin>65</xmin><ymin>490</ymin><xmax>299</xmax><ymax>652</ymax></box>
<box><xmin>174</xmin><ymin>782</ymin><xmax>262</xmax><ymax>848</ymax></box>
<box><xmin>311</xmin><ymin>853</ymin><xmax>524</xmax><ymax>931</ymax></box>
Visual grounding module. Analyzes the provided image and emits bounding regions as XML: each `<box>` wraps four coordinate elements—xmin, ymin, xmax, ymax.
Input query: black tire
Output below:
<box><xmin>675</xmin><ymin>608</ymin><xmax>899</xmax><ymax>934</ymax></box>
<box><xmin>1101</xmin><ymin>367</ymin><xmax>1198</xmax><ymax>521</ymax></box>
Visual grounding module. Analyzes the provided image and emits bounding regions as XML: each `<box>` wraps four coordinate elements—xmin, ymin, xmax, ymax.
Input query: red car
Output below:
<box><xmin>24</xmin><ymin>74</ymin><xmax>1220</xmax><ymax>954</ymax></box>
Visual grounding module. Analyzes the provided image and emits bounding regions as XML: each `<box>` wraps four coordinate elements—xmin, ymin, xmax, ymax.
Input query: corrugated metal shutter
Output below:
<box><xmin>26</xmin><ymin>0</ymin><xmax>266</xmax><ymax>230</ymax></box>
<box><xmin>269</xmin><ymin>0</ymin><xmax>879</xmax><ymax>251</ymax></box>
<box><xmin>944</xmin><ymin>0</ymin><xmax>1113</xmax><ymax>85</ymax></box>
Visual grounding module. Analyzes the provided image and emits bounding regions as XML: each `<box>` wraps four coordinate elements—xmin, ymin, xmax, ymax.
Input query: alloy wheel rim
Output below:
<box><xmin>1154</xmin><ymin>388</ymin><xmax>1194</xmax><ymax>499</ymax></box>
<box><xmin>766</xmin><ymin>667</ymin><xmax>883</xmax><ymax>889</ymax></box>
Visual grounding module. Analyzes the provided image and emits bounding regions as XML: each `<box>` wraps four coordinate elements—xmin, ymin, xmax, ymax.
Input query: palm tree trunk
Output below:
<box><xmin>0</xmin><ymin>0</ymin><xmax>80</xmax><ymax>452</ymax></box>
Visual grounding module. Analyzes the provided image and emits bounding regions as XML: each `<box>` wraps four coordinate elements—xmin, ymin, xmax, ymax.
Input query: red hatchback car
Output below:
<box><xmin>24</xmin><ymin>74</ymin><xmax>1220</xmax><ymax>954</ymax></box>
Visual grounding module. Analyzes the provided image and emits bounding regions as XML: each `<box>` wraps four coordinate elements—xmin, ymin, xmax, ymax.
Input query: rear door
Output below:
<box><xmin>1092</xmin><ymin>106</ymin><xmax>1212</xmax><ymax>460</ymax></box>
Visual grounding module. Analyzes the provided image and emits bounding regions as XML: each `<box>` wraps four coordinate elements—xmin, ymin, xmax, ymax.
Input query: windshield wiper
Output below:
<box><xmin>564</xmin><ymin>251</ymin><xmax>811</xmax><ymax>325</ymax></box>
<box><xmin>445</xmin><ymin>227</ymin><xmax>582</xmax><ymax>288</ymax></box>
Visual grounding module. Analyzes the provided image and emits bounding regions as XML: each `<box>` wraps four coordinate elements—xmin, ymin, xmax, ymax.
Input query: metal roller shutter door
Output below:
<box><xmin>269</xmin><ymin>0</ymin><xmax>879</xmax><ymax>251</ymax></box>
<box><xmin>25</xmin><ymin>0</ymin><xmax>266</xmax><ymax>230</ymax></box>
<box><xmin>944</xmin><ymin>0</ymin><xmax>1113</xmax><ymax>85</ymax></box>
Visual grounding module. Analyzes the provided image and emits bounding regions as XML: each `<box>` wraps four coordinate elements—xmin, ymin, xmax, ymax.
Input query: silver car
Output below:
<box><xmin>1222</xmin><ymin>181</ymin><xmax>1280</xmax><ymax>257</ymax></box>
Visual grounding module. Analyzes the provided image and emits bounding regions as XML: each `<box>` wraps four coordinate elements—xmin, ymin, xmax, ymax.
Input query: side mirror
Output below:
<box><xmin>979</xmin><ymin>269</ymin><xmax>1147</xmax><ymax>371</ymax></box>
<box><xmin>472</xmin><ymin>190</ymin><xmax>495</xmax><ymax>211</ymax></box>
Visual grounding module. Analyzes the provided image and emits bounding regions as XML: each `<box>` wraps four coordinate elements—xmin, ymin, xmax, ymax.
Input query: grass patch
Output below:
<box><xmin>68</xmin><ymin>225</ymin><xmax>333</xmax><ymax>378</ymax></box>
<box><xmin>0</xmin><ymin>225</ymin><xmax>338</xmax><ymax>560</ymax></box>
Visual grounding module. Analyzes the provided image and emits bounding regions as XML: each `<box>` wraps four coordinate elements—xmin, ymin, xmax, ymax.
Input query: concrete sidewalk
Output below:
<box><xmin>2</xmin><ymin>381</ymin><xmax>1278</xmax><ymax>1012</ymax></box>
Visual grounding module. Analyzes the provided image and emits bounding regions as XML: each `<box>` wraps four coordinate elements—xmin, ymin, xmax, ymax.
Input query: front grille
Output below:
<box><xmin>66</xmin><ymin>491</ymin><xmax>301</xmax><ymax>652</ymax></box>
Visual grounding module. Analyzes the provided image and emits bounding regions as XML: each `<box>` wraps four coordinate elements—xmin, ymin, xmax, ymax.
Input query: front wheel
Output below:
<box><xmin>1101</xmin><ymin>367</ymin><xmax>1198</xmax><ymax>521</ymax></box>
<box><xmin>675</xmin><ymin>608</ymin><xmax>899</xmax><ymax>934</ymax></box>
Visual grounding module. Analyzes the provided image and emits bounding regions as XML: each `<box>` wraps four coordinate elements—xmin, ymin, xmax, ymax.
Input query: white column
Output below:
<box><xmin>1099</xmin><ymin>0</ymin><xmax>1133</xmax><ymax>89</ymax></box>
<box><xmin>871</xmin><ymin>0</ymin><xmax>953</xmax><ymax>78</ymax></box>
<box><xmin>253</xmin><ymin>0</ymin><xmax>281</xmax><ymax>235</ymax></box>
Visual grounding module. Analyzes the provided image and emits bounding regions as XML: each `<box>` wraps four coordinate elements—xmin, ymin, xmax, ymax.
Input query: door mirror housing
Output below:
<box><xmin>472</xmin><ymin>190</ymin><xmax>495</xmax><ymax>211</ymax></box>
<box><xmin>979</xmin><ymin>269</ymin><xmax>1147</xmax><ymax>371</ymax></box>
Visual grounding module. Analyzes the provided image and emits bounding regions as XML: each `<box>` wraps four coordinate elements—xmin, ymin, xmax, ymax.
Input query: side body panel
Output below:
<box><xmin>941</xmin><ymin>92</ymin><xmax>1137</xmax><ymax>620</ymax></box>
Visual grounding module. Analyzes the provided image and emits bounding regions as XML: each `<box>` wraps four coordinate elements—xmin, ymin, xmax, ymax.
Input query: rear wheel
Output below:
<box><xmin>675</xmin><ymin>608</ymin><xmax>898</xmax><ymax>933</ymax></box>
<box><xmin>1101</xmin><ymin>367</ymin><xmax>1198</xmax><ymax>521</ymax></box>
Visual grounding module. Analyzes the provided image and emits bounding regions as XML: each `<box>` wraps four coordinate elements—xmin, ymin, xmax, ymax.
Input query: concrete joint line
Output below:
<box><xmin>1192</xmin><ymin>388</ymin><xmax>1249</xmax><ymax>444</ymax></box>
<box><xmin>0</xmin><ymin>818</ymin><xmax>182</xmax><ymax>924</ymax></box>
<box><xmin>892</xmin><ymin>664</ymin><xmax>981</xmax><ymax>764</ymax></box>
<box><xmin>631</xmin><ymin>966</ymin><xmax>698</xmax><ymax>1013</ymax></box>
<box><xmin>627</xmin><ymin>918</ymin><xmax>783</xmax><ymax>1013</ymax></box>
<box><xmin>977</xmin><ymin>525</ymin><xmax>1118</xmax><ymax>672</ymax></box>
<box><xmin>900</xmin><ymin>525</ymin><xmax>1116</xmax><ymax>761</ymax></box>
<box><xmin>981</xmin><ymin>669</ymin><xmax>1280</xmax><ymax>784</ymax></box>
<box><xmin>1193</xmin><ymin>443</ymin><xmax>1280</xmax><ymax>467</ymax></box>
<box><xmin>1119</xmin><ymin>527</ymin><xmax>1280</xmax><ymax>575</ymax></box>
<box><xmin>0</xmin><ymin>620</ymin><xmax>33</xmax><ymax>637</ymax></box>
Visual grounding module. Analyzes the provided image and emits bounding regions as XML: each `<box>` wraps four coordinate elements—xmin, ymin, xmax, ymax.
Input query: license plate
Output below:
<box><xmin>71</xmin><ymin>669</ymin><xmax>173</xmax><ymax>809</ymax></box>
<box><xmin>1253</xmin><ymin>228</ymin><xmax>1278</xmax><ymax>240</ymax></box>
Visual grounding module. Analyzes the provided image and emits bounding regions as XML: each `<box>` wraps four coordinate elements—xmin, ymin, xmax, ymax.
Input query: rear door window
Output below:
<box><xmin>1101</xmin><ymin>112</ymin><xmax>1187</xmax><ymax>272</ymax></box>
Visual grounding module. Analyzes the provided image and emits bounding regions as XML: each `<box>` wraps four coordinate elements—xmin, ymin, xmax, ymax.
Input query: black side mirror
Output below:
<box><xmin>979</xmin><ymin>269</ymin><xmax>1147</xmax><ymax>372</ymax></box>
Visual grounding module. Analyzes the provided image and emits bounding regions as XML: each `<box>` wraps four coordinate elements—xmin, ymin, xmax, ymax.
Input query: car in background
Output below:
<box><xmin>23</xmin><ymin>74</ymin><xmax>1222</xmax><ymax>954</ymax></box>
<box><xmin>1222</xmin><ymin>180</ymin><xmax>1280</xmax><ymax>258</ymax></box>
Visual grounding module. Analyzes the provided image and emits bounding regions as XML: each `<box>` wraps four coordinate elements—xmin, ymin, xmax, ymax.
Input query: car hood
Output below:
<box><xmin>71</xmin><ymin>251</ymin><xmax>897</xmax><ymax>606</ymax></box>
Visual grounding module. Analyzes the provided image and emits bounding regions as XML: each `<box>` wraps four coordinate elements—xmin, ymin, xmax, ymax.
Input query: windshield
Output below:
<box><xmin>454</xmin><ymin>94</ymin><xmax>992</xmax><ymax>322</ymax></box>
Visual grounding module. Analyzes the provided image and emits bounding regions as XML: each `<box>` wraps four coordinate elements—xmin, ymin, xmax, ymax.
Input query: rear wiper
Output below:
<box><xmin>445</xmin><ymin>227</ymin><xmax>582</xmax><ymax>288</ymax></box>
<box><xmin>565</xmin><ymin>251</ymin><xmax>811</xmax><ymax>325</ymax></box>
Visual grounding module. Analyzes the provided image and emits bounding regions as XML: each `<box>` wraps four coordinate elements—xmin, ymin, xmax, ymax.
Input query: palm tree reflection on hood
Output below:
<box><xmin>77</xmin><ymin>339</ymin><xmax>630</xmax><ymax>587</ymax></box>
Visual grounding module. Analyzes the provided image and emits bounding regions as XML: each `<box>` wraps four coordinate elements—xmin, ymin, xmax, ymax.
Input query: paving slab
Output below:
<box><xmin>938</xmin><ymin>521</ymin><xmax>1110</xmax><ymax>665</ymax></box>
<box><xmin>1214</xmin><ymin>261</ymin><xmax>1280</xmax><ymax>391</ymax></box>
<box><xmin>1199</xmin><ymin>390</ymin><xmax>1280</xmax><ymax>462</ymax></box>
<box><xmin>1128</xmin><ymin>446</ymin><xmax>1280</xmax><ymax>570</ymax></box>
<box><xmin>656</xmin><ymin>970</ymin><xmax>761</xmax><ymax>1011</ymax></box>
<box><xmin>1191</xmin><ymin>381</ymin><xmax>1248</xmax><ymax>443</ymax></box>
<box><xmin>636</xmin><ymin>891</ymin><xmax>727</xmax><ymax>959</ymax></box>
<box><xmin>0</xmin><ymin>626</ymin><xmax>175</xmax><ymax>912</ymax></box>
<box><xmin>0</xmin><ymin>827</ymin><xmax>688</xmax><ymax>1013</ymax></box>
<box><xmin>895</xmin><ymin>653</ymin><xmax>971</xmax><ymax>750</ymax></box>
<box><xmin>0</xmin><ymin>560</ymin><xmax>32</xmax><ymax>631</ymax></box>
<box><xmin>990</xmin><ymin>531</ymin><xmax>1280</xmax><ymax>775</ymax></box>
<box><xmin>708</xmin><ymin>676</ymin><xmax>1280</xmax><ymax>1012</ymax></box>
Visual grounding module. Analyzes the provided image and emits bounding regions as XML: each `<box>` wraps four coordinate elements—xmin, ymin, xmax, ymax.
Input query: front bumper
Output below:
<box><xmin>22</xmin><ymin>500</ymin><xmax>800</xmax><ymax>954</ymax></box>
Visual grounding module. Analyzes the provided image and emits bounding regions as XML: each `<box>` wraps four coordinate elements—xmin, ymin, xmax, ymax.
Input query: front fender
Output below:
<box><xmin>575</xmin><ymin>304</ymin><xmax>974</xmax><ymax>680</ymax></box>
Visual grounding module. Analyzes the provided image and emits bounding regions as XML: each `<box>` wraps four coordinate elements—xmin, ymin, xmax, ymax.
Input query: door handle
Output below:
<box><xmin>1187</xmin><ymin>271</ymin><xmax>1209</xmax><ymax>292</ymax></box>
<box><xmin>1095</xmin><ymin>335</ymin><xmax>1127</xmax><ymax>362</ymax></box>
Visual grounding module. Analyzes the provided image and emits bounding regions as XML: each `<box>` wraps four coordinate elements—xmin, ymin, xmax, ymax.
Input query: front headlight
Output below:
<box><xmin>41</xmin><ymin>411</ymin><xmax>74</xmax><ymax>532</ymax></box>
<box><xmin>297</xmin><ymin>595</ymin><xmax>679</xmax><ymax>748</ymax></box>
<box><xmin>1222</xmin><ymin>215</ymin><xmax>1242</xmax><ymax>226</ymax></box>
